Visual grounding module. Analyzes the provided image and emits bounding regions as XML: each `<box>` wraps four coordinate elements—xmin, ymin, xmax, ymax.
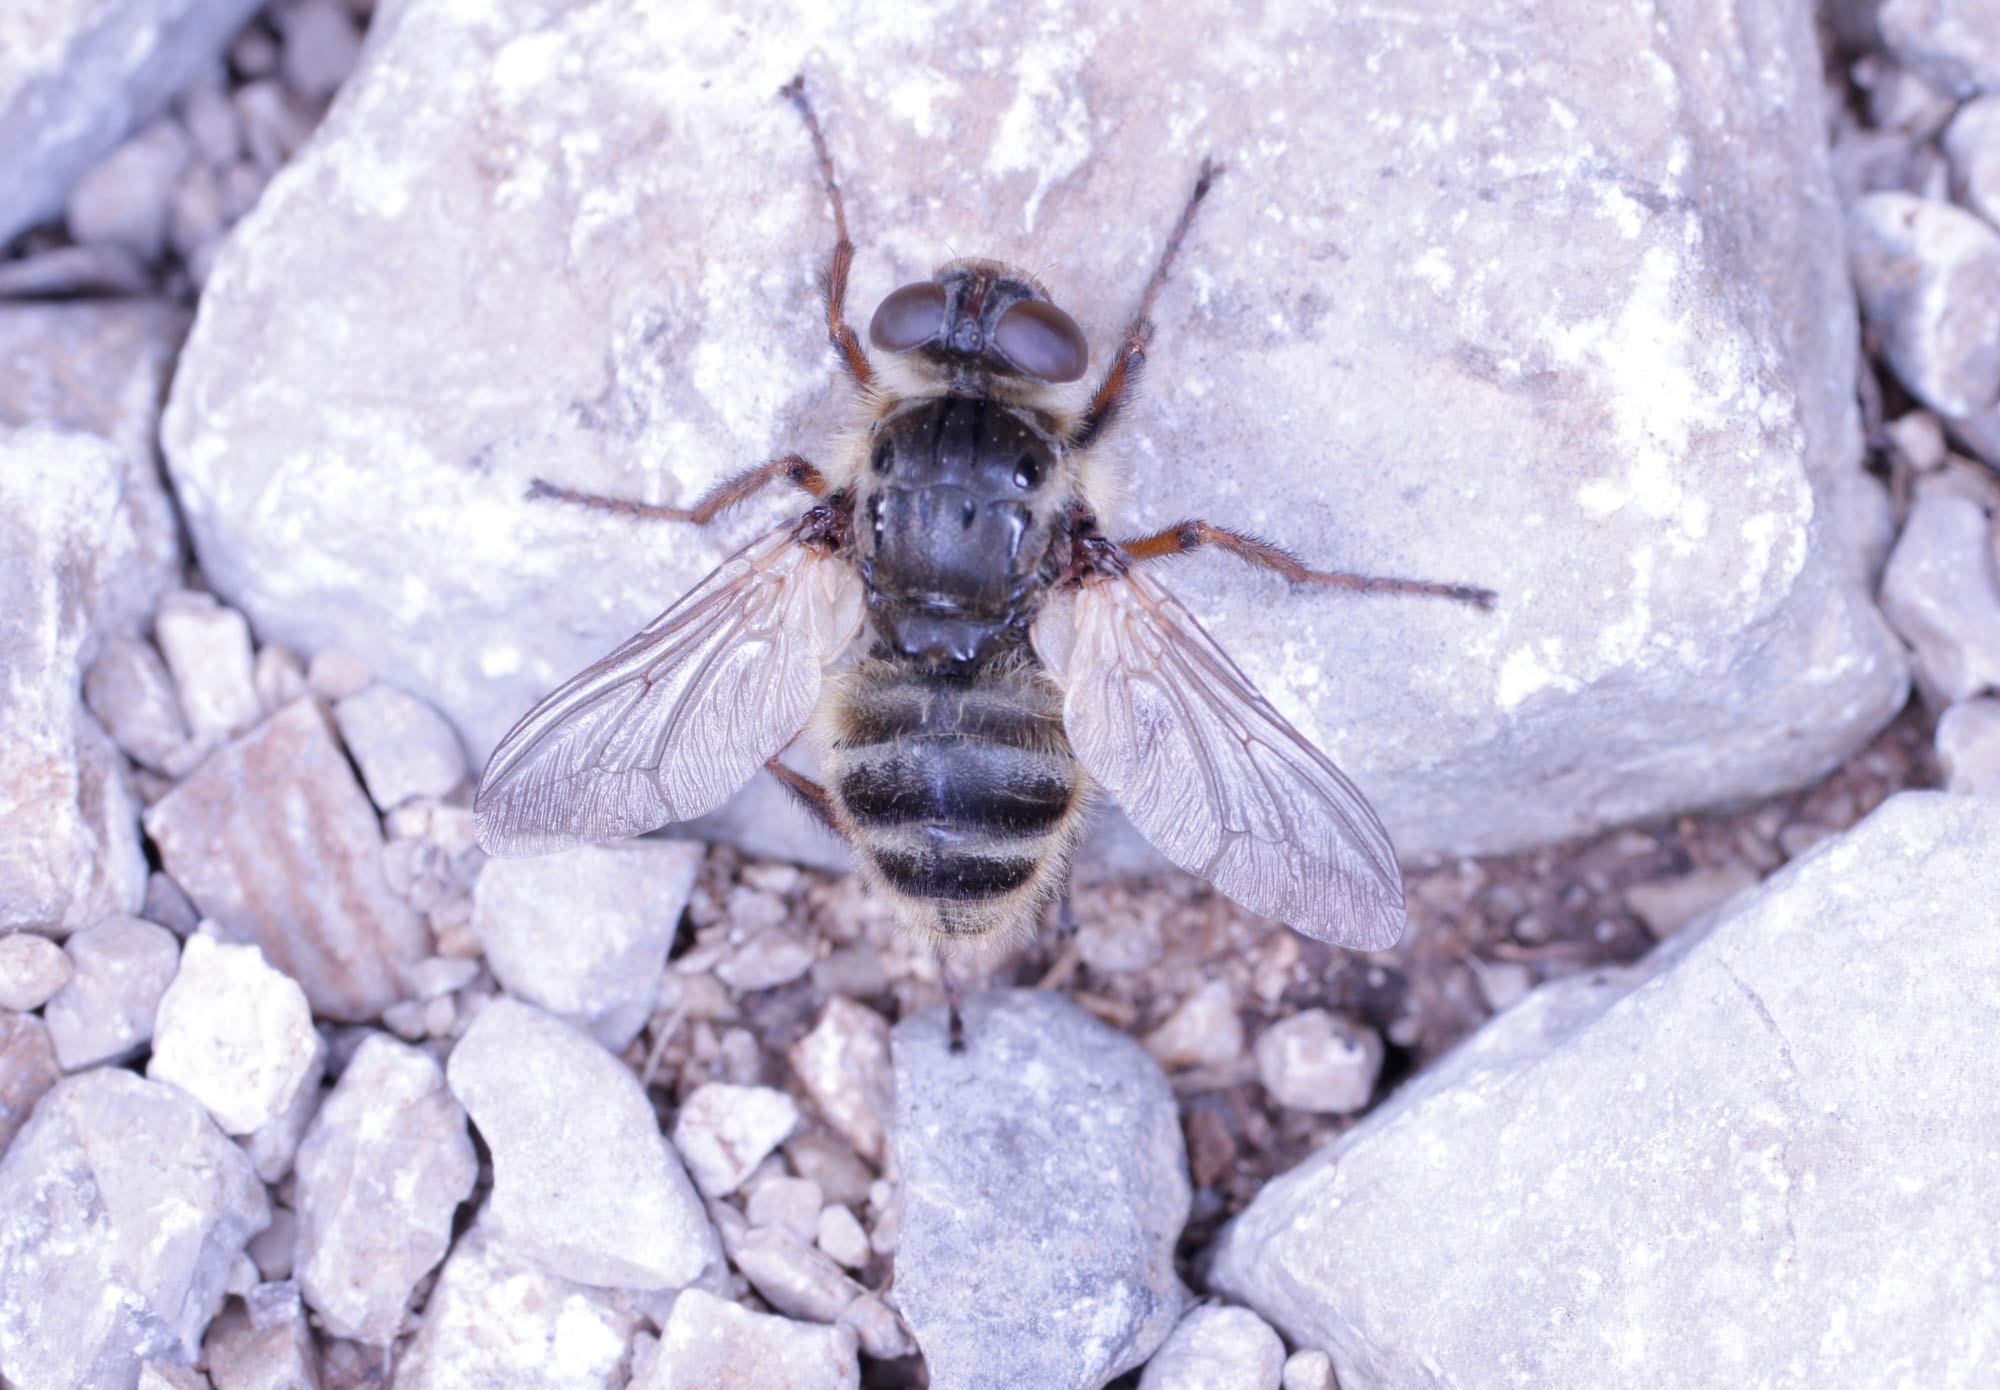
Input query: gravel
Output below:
<box><xmin>1848</xmin><ymin>192</ymin><xmax>2000</xmax><ymax>418</ymax></box>
<box><xmin>0</xmin><ymin>931</ymin><xmax>72</xmax><ymax>1011</ymax></box>
<box><xmin>148</xmin><ymin>932</ymin><xmax>322</xmax><ymax>1134</ymax></box>
<box><xmin>331</xmin><ymin>682</ymin><xmax>469</xmax><ymax>810</ymax></box>
<box><xmin>41</xmin><ymin>914</ymin><xmax>180</xmax><ymax>1068</ymax></box>
<box><xmin>1252</xmin><ymin>1009</ymin><xmax>1384</xmax><ymax>1115</ymax></box>
<box><xmin>1936</xmin><ymin>697</ymin><xmax>2000</xmax><ymax>793</ymax></box>
<box><xmin>1139</xmin><ymin>1305</ymin><xmax>1287</xmax><ymax>1390</ymax></box>
<box><xmin>672</xmin><ymin>1083</ymin><xmax>802</xmax><ymax>1198</ymax></box>
<box><xmin>636</xmin><ymin>1287</ymin><xmax>859</xmax><ymax>1390</ymax></box>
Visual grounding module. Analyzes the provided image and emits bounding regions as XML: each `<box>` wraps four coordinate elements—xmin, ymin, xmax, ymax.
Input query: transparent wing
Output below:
<box><xmin>475</xmin><ymin>523</ymin><xmax>864</xmax><ymax>857</ymax></box>
<box><xmin>1031</xmin><ymin>565</ymin><xmax>1405</xmax><ymax>949</ymax></box>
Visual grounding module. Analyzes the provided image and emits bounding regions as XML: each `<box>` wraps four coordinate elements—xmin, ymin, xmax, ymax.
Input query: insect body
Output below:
<box><xmin>474</xmin><ymin>78</ymin><xmax>1493</xmax><ymax>963</ymax></box>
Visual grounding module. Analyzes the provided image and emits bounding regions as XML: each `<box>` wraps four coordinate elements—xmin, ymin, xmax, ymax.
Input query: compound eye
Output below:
<box><xmin>869</xmin><ymin>282</ymin><xmax>947</xmax><ymax>353</ymax></box>
<box><xmin>993</xmin><ymin>299</ymin><xmax>1089</xmax><ymax>383</ymax></box>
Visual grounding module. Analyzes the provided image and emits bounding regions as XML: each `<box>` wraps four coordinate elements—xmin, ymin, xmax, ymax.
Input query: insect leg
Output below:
<box><xmin>1120</xmin><ymin>518</ymin><xmax>1497</xmax><ymax>609</ymax></box>
<box><xmin>525</xmin><ymin>455</ymin><xmax>827</xmax><ymax>525</ymax></box>
<box><xmin>1068</xmin><ymin>158</ymin><xmax>1223</xmax><ymax>451</ymax></box>
<box><xmin>937</xmin><ymin>953</ymin><xmax>967</xmax><ymax>1054</ymax></box>
<box><xmin>763</xmin><ymin>755</ymin><xmax>840</xmax><ymax>832</ymax></box>
<box><xmin>779</xmin><ymin>76</ymin><xmax>874</xmax><ymax>390</ymax></box>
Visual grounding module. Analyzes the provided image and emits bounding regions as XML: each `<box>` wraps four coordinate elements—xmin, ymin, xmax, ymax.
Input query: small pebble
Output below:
<box><xmin>179</xmin><ymin>74</ymin><xmax>243</xmax><ymax>167</ymax></box>
<box><xmin>636</xmin><ymin>1288</ymin><xmax>859</xmax><ymax>1390</ymax></box>
<box><xmin>1938</xmin><ymin>698</ymin><xmax>2000</xmax><ymax>794</ymax></box>
<box><xmin>0</xmin><ymin>1013</ymin><xmax>61</xmax><ymax>1153</ymax></box>
<box><xmin>278</xmin><ymin>0</ymin><xmax>364</xmax><ymax>100</ymax></box>
<box><xmin>1077</xmin><ymin>914</ymin><xmax>1163</xmax><ymax>973</ymax></box>
<box><xmin>333</xmin><ymin>684</ymin><xmax>469</xmax><ymax>809</ymax></box>
<box><xmin>1139</xmin><ymin>1304</ymin><xmax>1286</xmax><ymax>1390</ymax></box>
<box><xmin>0</xmin><ymin>932</ymin><xmax>73</xmax><ymax>1012</ymax></box>
<box><xmin>1254</xmin><ymin>1009</ymin><xmax>1383</xmax><ymax>1114</ymax></box>
<box><xmin>154</xmin><ymin>591</ymin><xmax>262</xmax><ymax>740</ymax></box>
<box><xmin>1944</xmin><ymin>97</ymin><xmax>2000</xmax><ymax>230</ymax></box>
<box><xmin>730</xmin><ymin>1226</ymin><xmax>868</xmax><ymax>1323</ymax></box>
<box><xmin>306</xmin><ymin>647</ymin><xmax>371</xmax><ymax>700</ymax></box>
<box><xmin>147</xmin><ymin>935</ymin><xmax>321</xmax><ymax>1134</ymax></box>
<box><xmin>746</xmin><ymin>1175</ymin><xmax>824</xmax><ymax>1240</ymax></box>
<box><xmin>1282</xmin><ymin>1348</ymin><xmax>1337</xmax><ymax>1390</ymax></box>
<box><xmin>1887</xmin><ymin>411</ymin><xmax>1948</xmax><ymax>472</ymax></box>
<box><xmin>1144</xmin><ymin>980</ymin><xmax>1245</xmax><ymax>1071</ymax></box>
<box><xmin>65</xmin><ymin>120</ymin><xmax>192</xmax><ymax>260</ymax></box>
<box><xmin>789</xmin><ymin>997</ymin><xmax>894</xmax><ymax>1163</ymax></box>
<box><xmin>717</xmin><ymin>927</ymin><xmax>816</xmax><ymax>991</ymax></box>
<box><xmin>235</xmin><ymin>81</ymin><xmax>316</xmax><ymax>172</ymax></box>
<box><xmin>1849</xmin><ymin>192</ymin><xmax>2000</xmax><ymax>419</ymax></box>
<box><xmin>42</xmin><ymin>917</ymin><xmax>180</xmax><ymax>1069</ymax></box>
<box><xmin>231</xmin><ymin>25</ymin><xmax>281</xmax><ymax>78</ymax></box>
<box><xmin>817</xmin><ymin>1203</ymin><xmax>871</xmax><ymax>1270</ymax></box>
<box><xmin>83</xmin><ymin>637</ymin><xmax>188</xmax><ymax>771</ymax></box>
<box><xmin>253</xmin><ymin>644</ymin><xmax>309</xmax><ymax>712</ymax></box>
<box><xmin>673</xmin><ymin>1083</ymin><xmax>801</xmax><ymax>1196</ymax></box>
<box><xmin>1879</xmin><ymin>493</ymin><xmax>2000</xmax><ymax>706</ymax></box>
<box><xmin>1623</xmin><ymin>864</ymin><xmax>1761</xmax><ymax>938</ymax></box>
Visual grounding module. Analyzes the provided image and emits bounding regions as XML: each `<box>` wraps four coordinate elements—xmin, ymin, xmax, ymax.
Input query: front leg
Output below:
<box><xmin>526</xmin><ymin>454</ymin><xmax>827</xmax><ymax>526</ymax></box>
<box><xmin>1119</xmin><ymin>517</ymin><xmax>1496</xmax><ymax>609</ymax></box>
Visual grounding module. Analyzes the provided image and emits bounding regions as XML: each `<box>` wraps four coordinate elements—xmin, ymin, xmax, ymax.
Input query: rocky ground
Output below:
<box><xmin>2</xmin><ymin>2</ymin><xmax>1999</xmax><ymax>1389</ymax></box>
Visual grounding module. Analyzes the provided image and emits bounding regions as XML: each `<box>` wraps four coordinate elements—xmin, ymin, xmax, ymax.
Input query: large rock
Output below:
<box><xmin>143</xmin><ymin>698</ymin><xmax>431</xmax><ymax>1021</ymax></box>
<box><xmin>0</xmin><ymin>1069</ymin><xmax>269</xmax><ymax>1390</ymax></box>
<box><xmin>0</xmin><ymin>0</ymin><xmax>263</xmax><ymax>244</ymax></box>
<box><xmin>1206</xmin><ymin>792</ymin><xmax>2000</xmax><ymax>1389</ymax></box>
<box><xmin>891</xmin><ymin>990</ymin><xmax>1189</xmax><ymax>1390</ymax></box>
<box><xmin>446</xmin><ymin>997</ymin><xmax>719</xmax><ymax>1290</ymax></box>
<box><xmin>162</xmin><ymin>0</ymin><xmax>1903</xmax><ymax>868</ymax></box>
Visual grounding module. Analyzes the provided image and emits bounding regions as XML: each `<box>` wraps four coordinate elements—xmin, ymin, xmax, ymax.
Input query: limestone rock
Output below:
<box><xmin>0</xmin><ymin>1011</ymin><xmax>61</xmax><ymax>1156</ymax></box>
<box><xmin>85</xmin><ymin>636</ymin><xmax>190</xmax><ymax>771</ymax></box>
<box><xmin>143</xmin><ymin>699</ymin><xmax>431</xmax><ymax>1021</ymax></box>
<box><xmin>1139</xmin><ymin>1305</ymin><xmax>1286</xmax><ymax>1390</ymax></box>
<box><xmin>154</xmin><ymin>589</ymin><xmax>263</xmax><ymax>742</ymax></box>
<box><xmin>1207</xmin><ymin>793</ymin><xmax>2000</xmax><ymax>1390</ymax></box>
<box><xmin>294</xmin><ymin>1033</ymin><xmax>476</xmax><ymax>1342</ymax></box>
<box><xmin>1878</xmin><ymin>492</ymin><xmax>2000</xmax><ymax>706</ymax></box>
<box><xmin>447</xmin><ymin>997</ymin><xmax>718</xmax><ymax>1290</ymax></box>
<box><xmin>672</xmin><ymin>1083</ymin><xmax>800</xmax><ymax>1197</ymax></box>
<box><xmin>636</xmin><ymin>1289</ymin><xmax>859</xmax><ymax>1390</ymax></box>
<box><xmin>149</xmin><ymin>933</ymin><xmax>322</xmax><ymax>1134</ymax></box>
<box><xmin>391</xmin><ymin>1223</ymin><xmax>643</xmax><ymax>1390</ymax></box>
<box><xmin>788</xmin><ymin>997</ymin><xmax>893</xmax><ymax>1164</ymax></box>
<box><xmin>0</xmin><ymin>1070</ymin><xmax>269</xmax><ymax>1388</ymax></box>
<box><xmin>332</xmin><ymin>683</ymin><xmax>469</xmax><ymax>810</ymax></box>
<box><xmin>892</xmin><ymin>990</ymin><xmax>1189</xmax><ymax>1389</ymax></box>
<box><xmin>162</xmin><ymin>0</ymin><xmax>1905</xmax><ymax>867</ymax></box>
<box><xmin>0</xmin><ymin>0</ymin><xmax>265</xmax><ymax>244</ymax></box>
<box><xmin>42</xmin><ymin>914</ymin><xmax>180</xmax><ymax>1068</ymax></box>
<box><xmin>0</xmin><ymin>931</ymin><xmax>72</xmax><ymax>1011</ymax></box>
<box><xmin>471</xmin><ymin>842</ymin><xmax>701</xmax><ymax>1050</ymax></box>
<box><xmin>1849</xmin><ymin>193</ymin><xmax>2000</xmax><ymax>419</ymax></box>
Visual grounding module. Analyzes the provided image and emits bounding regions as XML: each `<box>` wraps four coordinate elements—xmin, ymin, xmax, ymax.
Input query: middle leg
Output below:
<box><xmin>526</xmin><ymin>454</ymin><xmax>827</xmax><ymax>525</ymax></box>
<box><xmin>1120</xmin><ymin>518</ymin><xmax>1496</xmax><ymax>609</ymax></box>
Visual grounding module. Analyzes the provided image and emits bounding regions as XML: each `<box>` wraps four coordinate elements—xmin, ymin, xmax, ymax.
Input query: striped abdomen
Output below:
<box><xmin>825</xmin><ymin>660</ymin><xmax>1085</xmax><ymax>941</ymax></box>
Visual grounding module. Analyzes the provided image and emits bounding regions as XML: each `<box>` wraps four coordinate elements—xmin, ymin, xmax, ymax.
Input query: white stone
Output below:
<box><xmin>472</xmin><ymin>842</ymin><xmax>701</xmax><ymax>1050</ymax></box>
<box><xmin>391</xmin><ymin>1222</ymin><xmax>643</xmax><ymax>1390</ymax></box>
<box><xmin>65</xmin><ymin>117</ymin><xmax>191</xmax><ymax>259</ymax></box>
<box><xmin>1849</xmin><ymin>193</ymin><xmax>2000</xmax><ymax>419</ymax></box>
<box><xmin>148</xmin><ymin>934</ymin><xmax>321</xmax><ymax>1134</ymax></box>
<box><xmin>295</xmin><ymin>1033</ymin><xmax>476</xmax><ymax>1341</ymax></box>
<box><xmin>144</xmin><ymin>698</ymin><xmax>431</xmax><ymax>1021</ymax></box>
<box><xmin>154</xmin><ymin>589</ymin><xmax>263</xmax><ymax>741</ymax></box>
<box><xmin>788</xmin><ymin>997</ymin><xmax>893</xmax><ymax>1165</ymax></box>
<box><xmin>1880</xmin><ymin>0</ymin><xmax>2000</xmax><ymax>96</ymax></box>
<box><xmin>728</xmin><ymin>1226</ymin><xmax>867</xmax><ymax>1324</ymax></box>
<box><xmin>673</xmin><ymin>1083</ymin><xmax>801</xmax><ymax>1197</ymax></box>
<box><xmin>0</xmin><ymin>0</ymin><xmax>265</xmax><ymax>243</ymax></box>
<box><xmin>1938</xmin><ymin>697</ymin><xmax>2000</xmax><ymax>794</ymax></box>
<box><xmin>816</xmin><ymin>1203</ymin><xmax>870</xmax><ymax>1270</ymax></box>
<box><xmin>333</xmin><ymin>682</ymin><xmax>469</xmax><ymax>809</ymax></box>
<box><xmin>1253</xmin><ymin>1010</ymin><xmax>1383</xmax><ymax>1115</ymax></box>
<box><xmin>1144</xmin><ymin>980</ymin><xmax>1245</xmax><ymax>1071</ymax></box>
<box><xmin>42</xmin><ymin>915</ymin><xmax>179</xmax><ymax>1068</ymax></box>
<box><xmin>1140</xmin><ymin>1305</ymin><xmax>1286</xmax><ymax>1390</ymax></box>
<box><xmin>447</xmin><ymin>997</ymin><xmax>718</xmax><ymax>1289</ymax></box>
<box><xmin>0</xmin><ymin>1011</ymin><xmax>61</xmax><ymax>1155</ymax></box>
<box><xmin>1208</xmin><ymin>792</ymin><xmax>2000</xmax><ymax>1389</ymax></box>
<box><xmin>276</xmin><ymin>0</ymin><xmax>362</xmax><ymax>100</ymax></box>
<box><xmin>161</xmin><ymin>0</ymin><xmax>1907</xmax><ymax>871</ymax></box>
<box><xmin>893</xmin><ymin>990</ymin><xmax>1189</xmax><ymax>1389</ymax></box>
<box><xmin>1622</xmin><ymin>864</ymin><xmax>1762</xmax><ymax>938</ymax></box>
<box><xmin>716</xmin><ymin>927</ymin><xmax>817</xmax><ymax>992</ymax></box>
<box><xmin>746</xmin><ymin>1174</ymin><xmax>824</xmax><ymax>1240</ymax></box>
<box><xmin>636</xmin><ymin>1288</ymin><xmax>859</xmax><ymax>1390</ymax></box>
<box><xmin>241</xmin><ymin>1036</ymin><xmax>322</xmax><ymax>1183</ymax></box>
<box><xmin>1281</xmin><ymin>1349</ymin><xmax>1336</xmax><ymax>1390</ymax></box>
<box><xmin>1944</xmin><ymin>97</ymin><xmax>2000</xmax><ymax>229</ymax></box>
<box><xmin>0</xmin><ymin>932</ymin><xmax>72</xmax><ymax>1012</ymax></box>
<box><xmin>0</xmin><ymin>1070</ymin><xmax>268</xmax><ymax>1386</ymax></box>
<box><xmin>1879</xmin><ymin>492</ymin><xmax>2000</xmax><ymax>705</ymax></box>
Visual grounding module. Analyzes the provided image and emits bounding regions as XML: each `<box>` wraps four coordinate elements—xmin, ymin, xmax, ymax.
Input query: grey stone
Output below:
<box><xmin>1207</xmin><ymin>792</ymin><xmax>2000</xmax><ymax>1390</ymax></box>
<box><xmin>393</xmin><ymin>1223</ymin><xmax>643</xmax><ymax>1390</ymax></box>
<box><xmin>1850</xmin><ymin>193</ymin><xmax>2000</xmax><ymax>420</ymax></box>
<box><xmin>447</xmin><ymin>997</ymin><xmax>718</xmax><ymax>1289</ymax></box>
<box><xmin>155</xmin><ymin>589</ymin><xmax>263</xmax><ymax>742</ymax></box>
<box><xmin>42</xmin><ymin>915</ymin><xmax>180</xmax><ymax>1068</ymax></box>
<box><xmin>0</xmin><ymin>930</ymin><xmax>72</xmax><ymax>1011</ymax></box>
<box><xmin>636</xmin><ymin>1288</ymin><xmax>859</xmax><ymax>1390</ymax></box>
<box><xmin>144</xmin><ymin>871</ymin><xmax>202</xmax><ymax>935</ymax></box>
<box><xmin>1143</xmin><ymin>980</ymin><xmax>1244</xmax><ymax>1072</ymax></box>
<box><xmin>1880</xmin><ymin>0</ymin><xmax>2000</xmax><ymax>97</ymax></box>
<box><xmin>471</xmin><ymin>842</ymin><xmax>700</xmax><ymax>1050</ymax></box>
<box><xmin>672</xmin><ymin>1083</ymin><xmax>801</xmax><ymax>1197</ymax></box>
<box><xmin>332</xmin><ymin>683</ymin><xmax>469</xmax><ymax>810</ymax></box>
<box><xmin>0</xmin><ymin>1011</ymin><xmax>60</xmax><ymax>1155</ymax></box>
<box><xmin>1878</xmin><ymin>492</ymin><xmax>2000</xmax><ymax>706</ymax></box>
<box><xmin>0</xmin><ymin>1070</ymin><xmax>269</xmax><ymax>1388</ymax></box>
<box><xmin>788</xmin><ymin>997</ymin><xmax>893</xmax><ymax>1164</ymax></box>
<box><xmin>1253</xmin><ymin>1010</ymin><xmax>1382</xmax><ymax>1115</ymax></box>
<box><xmin>1944</xmin><ymin>97</ymin><xmax>2000</xmax><ymax>229</ymax></box>
<box><xmin>85</xmin><ymin>635</ymin><xmax>190</xmax><ymax>770</ymax></box>
<box><xmin>727</xmin><ymin>1226</ymin><xmax>867</xmax><ymax>1325</ymax></box>
<box><xmin>1937</xmin><ymin>697</ymin><xmax>2000</xmax><ymax>794</ymax></box>
<box><xmin>150</xmin><ymin>933</ymin><xmax>322</xmax><ymax>1134</ymax></box>
<box><xmin>1139</xmin><ymin>1305</ymin><xmax>1286</xmax><ymax>1390</ymax></box>
<box><xmin>0</xmin><ymin>0</ymin><xmax>265</xmax><ymax>244</ymax></box>
<box><xmin>892</xmin><ymin>990</ymin><xmax>1188</xmax><ymax>1389</ymax></box>
<box><xmin>66</xmin><ymin>118</ymin><xmax>193</xmax><ymax>260</ymax></box>
<box><xmin>163</xmin><ymin>0</ymin><xmax>1906</xmax><ymax>873</ymax></box>
<box><xmin>144</xmin><ymin>698</ymin><xmax>431</xmax><ymax>1021</ymax></box>
<box><xmin>275</xmin><ymin>0</ymin><xmax>361</xmax><ymax>101</ymax></box>
<box><xmin>295</xmin><ymin>1033</ymin><xmax>476</xmax><ymax>1342</ymax></box>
